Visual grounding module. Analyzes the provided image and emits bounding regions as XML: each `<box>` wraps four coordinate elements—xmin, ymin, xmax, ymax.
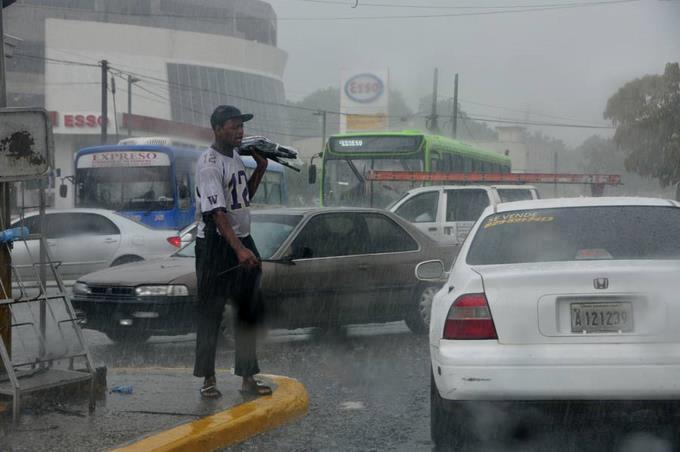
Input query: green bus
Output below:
<box><xmin>319</xmin><ymin>130</ymin><xmax>511</xmax><ymax>208</ymax></box>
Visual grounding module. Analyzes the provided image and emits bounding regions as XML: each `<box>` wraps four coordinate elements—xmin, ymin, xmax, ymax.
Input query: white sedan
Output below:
<box><xmin>420</xmin><ymin>196</ymin><xmax>680</xmax><ymax>447</ymax></box>
<box><xmin>10</xmin><ymin>208</ymin><xmax>181</xmax><ymax>287</ymax></box>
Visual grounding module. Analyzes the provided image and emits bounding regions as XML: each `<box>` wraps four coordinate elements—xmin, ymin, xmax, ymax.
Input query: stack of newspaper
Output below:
<box><xmin>239</xmin><ymin>136</ymin><xmax>300</xmax><ymax>171</ymax></box>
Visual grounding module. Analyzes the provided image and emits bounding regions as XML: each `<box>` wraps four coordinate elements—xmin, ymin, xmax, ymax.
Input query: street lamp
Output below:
<box><xmin>127</xmin><ymin>75</ymin><xmax>140</xmax><ymax>136</ymax></box>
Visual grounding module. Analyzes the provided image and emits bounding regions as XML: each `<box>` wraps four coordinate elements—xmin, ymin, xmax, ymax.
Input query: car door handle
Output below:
<box><xmin>104</xmin><ymin>238</ymin><xmax>119</xmax><ymax>244</ymax></box>
<box><xmin>357</xmin><ymin>264</ymin><xmax>369</xmax><ymax>270</ymax></box>
<box><xmin>427</xmin><ymin>227</ymin><xmax>437</xmax><ymax>232</ymax></box>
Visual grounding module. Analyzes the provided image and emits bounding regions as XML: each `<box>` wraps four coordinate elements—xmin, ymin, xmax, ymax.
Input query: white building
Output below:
<box><xmin>5</xmin><ymin>0</ymin><xmax>289</xmax><ymax>209</ymax></box>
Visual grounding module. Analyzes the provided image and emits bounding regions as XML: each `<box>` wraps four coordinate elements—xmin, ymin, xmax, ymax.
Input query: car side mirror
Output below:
<box><xmin>308</xmin><ymin>164</ymin><xmax>317</xmax><ymax>185</ymax></box>
<box><xmin>301</xmin><ymin>246</ymin><xmax>314</xmax><ymax>259</ymax></box>
<box><xmin>59</xmin><ymin>183</ymin><xmax>68</xmax><ymax>198</ymax></box>
<box><xmin>415</xmin><ymin>260</ymin><xmax>447</xmax><ymax>282</ymax></box>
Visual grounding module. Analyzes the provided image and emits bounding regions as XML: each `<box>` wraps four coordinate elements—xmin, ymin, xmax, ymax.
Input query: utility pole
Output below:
<box><xmin>554</xmin><ymin>151</ymin><xmax>559</xmax><ymax>197</ymax></box>
<box><xmin>313</xmin><ymin>109</ymin><xmax>327</xmax><ymax>151</ymax></box>
<box><xmin>127</xmin><ymin>74</ymin><xmax>139</xmax><ymax>137</ymax></box>
<box><xmin>110</xmin><ymin>75</ymin><xmax>119</xmax><ymax>142</ymax></box>
<box><xmin>100</xmin><ymin>59</ymin><xmax>108</xmax><ymax>144</ymax></box>
<box><xmin>428</xmin><ymin>68</ymin><xmax>439</xmax><ymax>133</ymax></box>
<box><xmin>0</xmin><ymin>3</ymin><xmax>11</xmax><ymax>361</ymax></box>
<box><xmin>0</xmin><ymin>5</ymin><xmax>5</xmax><ymax>106</ymax></box>
<box><xmin>320</xmin><ymin>110</ymin><xmax>327</xmax><ymax>149</ymax></box>
<box><xmin>452</xmin><ymin>73</ymin><xmax>459</xmax><ymax>139</ymax></box>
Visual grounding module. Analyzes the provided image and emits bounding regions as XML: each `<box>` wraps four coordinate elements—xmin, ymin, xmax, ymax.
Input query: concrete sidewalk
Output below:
<box><xmin>0</xmin><ymin>367</ymin><xmax>308</xmax><ymax>451</ymax></box>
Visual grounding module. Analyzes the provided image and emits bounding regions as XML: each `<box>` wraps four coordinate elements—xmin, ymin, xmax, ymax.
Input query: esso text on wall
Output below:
<box><xmin>64</xmin><ymin>114</ymin><xmax>108</xmax><ymax>128</ymax></box>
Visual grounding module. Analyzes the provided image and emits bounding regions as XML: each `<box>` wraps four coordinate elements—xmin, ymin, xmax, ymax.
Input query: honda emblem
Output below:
<box><xmin>593</xmin><ymin>278</ymin><xmax>609</xmax><ymax>290</ymax></box>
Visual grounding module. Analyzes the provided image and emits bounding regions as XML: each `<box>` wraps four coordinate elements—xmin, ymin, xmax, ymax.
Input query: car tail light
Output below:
<box><xmin>443</xmin><ymin>293</ymin><xmax>498</xmax><ymax>340</ymax></box>
<box><xmin>167</xmin><ymin>236</ymin><xmax>181</xmax><ymax>248</ymax></box>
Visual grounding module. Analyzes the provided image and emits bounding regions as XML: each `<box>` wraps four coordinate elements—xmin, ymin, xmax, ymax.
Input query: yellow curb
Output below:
<box><xmin>111</xmin><ymin>374</ymin><xmax>308</xmax><ymax>452</ymax></box>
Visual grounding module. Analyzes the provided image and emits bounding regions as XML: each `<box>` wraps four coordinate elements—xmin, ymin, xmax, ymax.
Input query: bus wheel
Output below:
<box><xmin>405</xmin><ymin>285</ymin><xmax>438</xmax><ymax>334</ymax></box>
<box><xmin>111</xmin><ymin>255</ymin><xmax>144</xmax><ymax>267</ymax></box>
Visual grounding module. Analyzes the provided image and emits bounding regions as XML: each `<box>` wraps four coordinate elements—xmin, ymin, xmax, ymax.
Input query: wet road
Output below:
<box><xmin>85</xmin><ymin>322</ymin><xmax>434</xmax><ymax>450</ymax></box>
<box><xmin>84</xmin><ymin>323</ymin><xmax>678</xmax><ymax>452</ymax></box>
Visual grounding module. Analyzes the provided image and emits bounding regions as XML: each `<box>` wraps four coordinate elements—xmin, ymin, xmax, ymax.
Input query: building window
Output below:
<box><xmin>100</xmin><ymin>0</ymin><xmax>151</xmax><ymax>14</ymax></box>
<box><xmin>167</xmin><ymin>63</ymin><xmax>290</xmax><ymax>144</ymax></box>
<box><xmin>25</xmin><ymin>0</ymin><xmax>95</xmax><ymax>9</ymax></box>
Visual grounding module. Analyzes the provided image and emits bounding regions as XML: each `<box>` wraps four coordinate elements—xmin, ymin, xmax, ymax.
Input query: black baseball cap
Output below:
<box><xmin>210</xmin><ymin>105</ymin><xmax>254</xmax><ymax>130</ymax></box>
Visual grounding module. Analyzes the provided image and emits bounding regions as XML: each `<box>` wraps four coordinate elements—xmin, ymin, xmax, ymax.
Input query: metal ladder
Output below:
<box><xmin>1</xmin><ymin>216</ymin><xmax>97</xmax><ymax>424</ymax></box>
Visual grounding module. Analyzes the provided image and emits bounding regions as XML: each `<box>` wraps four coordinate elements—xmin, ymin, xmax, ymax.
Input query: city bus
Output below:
<box><xmin>71</xmin><ymin>139</ymin><xmax>288</xmax><ymax>229</ymax></box>
<box><xmin>318</xmin><ymin>130</ymin><xmax>511</xmax><ymax>208</ymax></box>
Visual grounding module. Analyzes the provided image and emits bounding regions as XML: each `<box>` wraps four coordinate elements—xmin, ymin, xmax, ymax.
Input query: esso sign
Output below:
<box><xmin>344</xmin><ymin>73</ymin><xmax>384</xmax><ymax>104</ymax></box>
<box><xmin>63</xmin><ymin>114</ymin><xmax>107</xmax><ymax>128</ymax></box>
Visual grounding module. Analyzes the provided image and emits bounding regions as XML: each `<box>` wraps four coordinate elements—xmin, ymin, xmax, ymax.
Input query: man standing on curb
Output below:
<box><xmin>193</xmin><ymin>105</ymin><xmax>272</xmax><ymax>398</ymax></box>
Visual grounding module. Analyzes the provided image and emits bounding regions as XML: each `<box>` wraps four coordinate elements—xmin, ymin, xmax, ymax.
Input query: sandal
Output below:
<box><xmin>240</xmin><ymin>379</ymin><xmax>273</xmax><ymax>396</ymax></box>
<box><xmin>200</xmin><ymin>384</ymin><xmax>222</xmax><ymax>399</ymax></box>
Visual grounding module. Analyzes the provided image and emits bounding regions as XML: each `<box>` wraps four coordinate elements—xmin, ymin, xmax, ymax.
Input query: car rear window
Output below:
<box><xmin>467</xmin><ymin>206</ymin><xmax>680</xmax><ymax>265</ymax></box>
<box><xmin>497</xmin><ymin>189</ymin><xmax>535</xmax><ymax>203</ymax></box>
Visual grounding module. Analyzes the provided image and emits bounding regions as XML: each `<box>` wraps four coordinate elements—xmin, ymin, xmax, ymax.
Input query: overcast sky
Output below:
<box><xmin>266</xmin><ymin>0</ymin><xmax>680</xmax><ymax>146</ymax></box>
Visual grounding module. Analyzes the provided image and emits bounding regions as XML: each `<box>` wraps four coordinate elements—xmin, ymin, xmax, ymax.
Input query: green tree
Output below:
<box><xmin>576</xmin><ymin>135</ymin><xmax>625</xmax><ymax>173</ymax></box>
<box><xmin>604</xmin><ymin>62</ymin><xmax>680</xmax><ymax>187</ymax></box>
<box><xmin>575</xmin><ymin>134</ymin><xmax>674</xmax><ymax>197</ymax></box>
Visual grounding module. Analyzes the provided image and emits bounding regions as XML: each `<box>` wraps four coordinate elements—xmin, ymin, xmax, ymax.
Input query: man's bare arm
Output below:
<box><xmin>212</xmin><ymin>210</ymin><xmax>259</xmax><ymax>269</ymax></box>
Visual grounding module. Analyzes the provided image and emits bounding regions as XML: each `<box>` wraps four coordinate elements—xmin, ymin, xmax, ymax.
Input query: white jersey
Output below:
<box><xmin>195</xmin><ymin>146</ymin><xmax>251</xmax><ymax>239</ymax></box>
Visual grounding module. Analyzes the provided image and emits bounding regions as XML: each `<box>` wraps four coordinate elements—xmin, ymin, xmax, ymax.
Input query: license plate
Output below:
<box><xmin>570</xmin><ymin>302</ymin><xmax>633</xmax><ymax>333</ymax></box>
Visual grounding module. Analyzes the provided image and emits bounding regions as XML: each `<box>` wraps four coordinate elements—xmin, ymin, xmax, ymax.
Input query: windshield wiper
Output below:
<box><xmin>345</xmin><ymin>159</ymin><xmax>366</xmax><ymax>186</ymax></box>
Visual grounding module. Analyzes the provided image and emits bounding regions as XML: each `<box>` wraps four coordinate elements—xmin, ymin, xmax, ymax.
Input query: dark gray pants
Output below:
<box><xmin>193</xmin><ymin>232</ymin><xmax>263</xmax><ymax>378</ymax></box>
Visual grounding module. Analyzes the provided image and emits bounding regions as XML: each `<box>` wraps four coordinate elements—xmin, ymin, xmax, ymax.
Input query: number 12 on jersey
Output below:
<box><xmin>229</xmin><ymin>170</ymin><xmax>250</xmax><ymax>210</ymax></box>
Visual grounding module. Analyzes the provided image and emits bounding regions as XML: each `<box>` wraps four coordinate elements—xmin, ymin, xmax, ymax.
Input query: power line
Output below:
<box><xmin>460</xmin><ymin>117</ymin><xmax>477</xmax><ymax>141</ymax></box>
<box><xmin>14</xmin><ymin>0</ymin><xmax>639</xmax><ymax>22</ymax></box>
<box><xmin>115</xmin><ymin>65</ymin><xmax>424</xmax><ymax>121</ymax></box>
<box><xmin>111</xmin><ymin>65</ymin><xmax>325</xmax><ymax>115</ymax></box>
<box><xmin>49</xmin><ymin>47</ymin><xmax>172</xmax><ymax>80</ymax></box>
<box><xmin>12</xmin><ymin>54</ymin><xmax>615</xmax><ymax>132</ymax></box>
<box><xmin>457</xmin><ymin>113</ymin><xmax>615</xmax><ymax>129</ymax></box>
<box><xmin>12</xmin><ymin>52</ymin><xmax>99</xmax><ymax>68</ymax></box>
<box><xmin>12</xmin><ymin>53</ymin><xmax>331</xmax><ymax>122</ymax></box>
<box><xmin>274</xmin><ymin>0</ymin><xmax>640</xmax><ymax>20</ymax></box>
<box><xmin>110</xmin><ymin>65</ymin><xmax>391</xmax><ymax>119</ymax></box>
<box><xmin>292</xmin><ymin>0</ymin><xmax>632</xmax><ymax>10</ymax></box>
<box><xmin>110</xmin><ymin>73</ymin><xmax>317</xmax><ymax>139</ymax></box>
<box><xmin>459</xmin><ymin>98</ymin><xmax>611</xmax><ymax>126</ymax></box>
<box><xmin>45</xmin><ymin>81</ymin><xmax>100</xmax><ymax>86</ymax></box>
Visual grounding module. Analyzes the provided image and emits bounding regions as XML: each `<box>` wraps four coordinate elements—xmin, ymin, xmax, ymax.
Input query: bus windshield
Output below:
<box><xmin>323</xmin><ymin>157</ymin><xmax>423</xmax><ymax>208</ymax></box>
<box><xmin>76</xmin><ymin>166</ymin><xmax>174</xmax><ymax>212</ymax></box>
